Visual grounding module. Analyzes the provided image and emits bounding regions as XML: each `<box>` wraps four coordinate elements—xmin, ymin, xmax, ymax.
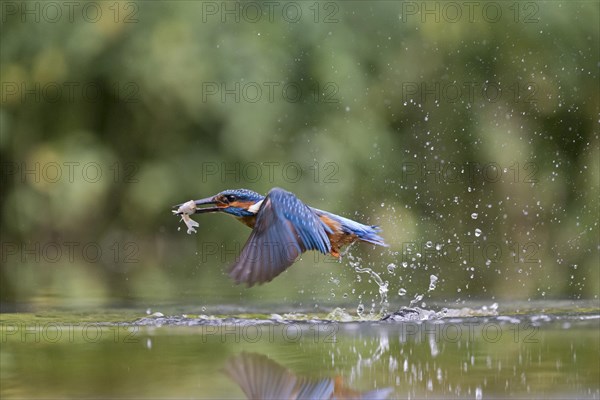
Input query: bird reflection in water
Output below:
<box><xmin>223</xmin><ymin>352</ymin><xmax>393</xmax><ymax>399</ymax></box>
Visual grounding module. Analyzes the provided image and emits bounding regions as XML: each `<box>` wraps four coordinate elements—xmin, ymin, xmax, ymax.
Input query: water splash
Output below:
<box><xmin>326</xmin><ymin>307</ymin><xmax>354</xmax><ymax>322</ymax></box>
<box><xmin>428</xmin><ymin>275</ymin><xmax>438</xmax><ymax>292</ymax></box>
<box><xmin>349</xmin><ymin>254</ymin><xmax>389</xmax><ymax>316</ymax></box>
<box><xmin>409</xmin><ymin>293</ymin><xmax>424</xmax><ymax>308</ymax></box>
<box><xmin>386</xmin><ymin>263</ymin><xmax>397</xmax><ymax>274</ymax></box>
<box><xmin>381</xmin><ymin>303</ymin><xmax>500</xmax><ymax>322</ymax></box>
<box><xmin>356</xmin><ymin>303</ymin><xmax>365</xmax><ymax>318</ymax></box>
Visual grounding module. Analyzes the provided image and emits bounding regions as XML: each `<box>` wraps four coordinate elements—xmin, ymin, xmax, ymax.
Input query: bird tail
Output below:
<box><xmin>358</xmin><ymin>225</ymin><xmax>388</xmax><ymax>247</ymax></box>
<box><xmin>312</xmin><ymin>208</ymin><xmax>388</xmax><ymax>248</ymax></box>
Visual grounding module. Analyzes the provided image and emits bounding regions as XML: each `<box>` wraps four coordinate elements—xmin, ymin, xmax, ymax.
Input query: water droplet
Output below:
<box><xmin>379</xmin><ymin>281</ymin><xmax>389</xmax><ymax>296</ymax></box>
<box><xmin>471</xmin><ymin>212</ymin><xmax>478</xmax><ymax>219</ymax></box>
<box><xmin>428</xmin><ymin>275</ymin><xmax>438</xmax><ymax>291</ymax></box>
<box><xmin>409</xmin><ymin>293</ymin><xmax>423</xmax><ymax>307</ymax></box>
<box><xmin>357</xmin><ymin>303</ymin><xmax>365</xmax><ymax>317</ymax></box>
<box><xmin>329</xmin><ymin>276</ymin><xmax>340</xmax><ymax>285</ymax></box>
<box><xmin>475</xmin><ymin>228</ymin><xmax>482</xmax><ymax>237</ymax></box>
<box><xmin>387</xmin><ymin>263</ymin><xmax>397</xmax><ymax>273</ymax></box>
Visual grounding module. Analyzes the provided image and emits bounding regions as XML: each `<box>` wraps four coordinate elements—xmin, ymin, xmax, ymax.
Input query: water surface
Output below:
<box><xmin>1</xmin><ymin>301</ymin><xmax>598</xmax><ymax>399</ymax></box>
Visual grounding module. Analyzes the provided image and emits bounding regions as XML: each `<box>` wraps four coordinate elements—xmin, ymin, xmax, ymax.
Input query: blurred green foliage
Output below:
<box><xmin>1</xmin><ymin>1</ymin><xmax>598</xmax><ymax>310</ymax></box>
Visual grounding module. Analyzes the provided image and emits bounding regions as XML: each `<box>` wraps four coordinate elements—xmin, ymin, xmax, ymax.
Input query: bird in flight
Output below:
<box><xmin>224</xmin><ymin>352</ymin><xmax>393</xmax><ymax>399</ymax></box>
<box><xmin>173</xmin><ymin>188</ymin><xmax>386</xmax><ymax>286</ymax></box>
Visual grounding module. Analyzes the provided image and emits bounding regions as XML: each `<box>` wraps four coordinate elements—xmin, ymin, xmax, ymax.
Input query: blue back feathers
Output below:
<box><xmin>224</xmin><ymin>187</ymin><xmax>386</xmax><ymax>286</ymax></box>
<box><xmin>267</xmin><ymin>188</ymin><xmax>332</xmax><ymax>255</ymax></box>
<box><xmin>313</xmin><ymin>208</ymin><xmax>387</xmax><ymax>247</ymax></box>
<box><xmin>217</xmin><ymin>188</ymin><xmax>386</xmax><ymax>246</ymax></box>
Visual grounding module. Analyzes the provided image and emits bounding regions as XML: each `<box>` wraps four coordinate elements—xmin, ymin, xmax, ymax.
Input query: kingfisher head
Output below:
<box><xmin>173</xmin><ymin>189</ymin><xmax>265</xmax><ymax>218</ymax></box>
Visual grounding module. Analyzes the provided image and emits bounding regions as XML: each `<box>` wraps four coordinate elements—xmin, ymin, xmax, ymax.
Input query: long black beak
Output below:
<box><xmin>172</xmin><ymin>196</ymin><xmax>221</xmax><ymax>214</ymax></box>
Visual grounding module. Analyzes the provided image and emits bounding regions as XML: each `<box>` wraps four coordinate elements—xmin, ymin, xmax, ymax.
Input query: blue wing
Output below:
<box><xmin>229</xmin><ymin>188</ymin><xmax>332</xmax><ymax>286</ymax></box>
<box><xmin>223</xmin><ymin>352</ymin><xmax>334</xmax><ymax>399</ymax></box>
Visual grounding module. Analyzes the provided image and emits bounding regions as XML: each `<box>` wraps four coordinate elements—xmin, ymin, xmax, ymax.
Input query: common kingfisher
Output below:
<box><xmin>224</xmin><ymin>352</ymin><xmax>393</xmax><ymax>399</ymax></box>
<box><xmin>173</xmin><ymin>188</ymin><xmax>387</xmax><ymax>286</ymax></box>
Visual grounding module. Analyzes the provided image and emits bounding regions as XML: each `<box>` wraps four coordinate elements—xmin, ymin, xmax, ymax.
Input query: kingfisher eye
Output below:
<box><xmin>227</xmin><ymin>195</ymin><xmax>236</xmax><ymax>202</ymax></box>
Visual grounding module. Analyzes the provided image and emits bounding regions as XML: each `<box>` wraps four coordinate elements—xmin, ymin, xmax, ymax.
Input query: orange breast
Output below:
<box><xmin>237</xmin><ymin>215</ymin><xmax>257</xmax><ymax>228</ymax></box>
<box><xmin>319</xmin><ymin>215</ymin><xmax>357</xmax><ymax>258</ymax></box>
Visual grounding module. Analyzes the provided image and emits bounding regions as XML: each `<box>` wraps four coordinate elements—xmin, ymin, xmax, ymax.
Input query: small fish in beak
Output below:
<box><xmin>172</xmin><ymin>200</ymin><xmax>199</xmax><ymax>234</ymax></box>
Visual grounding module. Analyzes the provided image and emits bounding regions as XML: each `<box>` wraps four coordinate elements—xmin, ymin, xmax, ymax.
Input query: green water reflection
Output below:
<box><xmin>1</xmin><ymin>304</ymin><xmax>599</xmax><ymax>399</ymax></box>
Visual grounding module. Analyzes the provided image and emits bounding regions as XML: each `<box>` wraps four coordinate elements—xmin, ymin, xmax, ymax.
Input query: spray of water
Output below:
<box><xmin>347</xmin><ymin>254</ymin><xmax>389</xmax><ymax>317</ymax></box>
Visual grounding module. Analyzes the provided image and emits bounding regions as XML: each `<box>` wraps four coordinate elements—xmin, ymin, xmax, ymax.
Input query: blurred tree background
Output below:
<box><xmin>0</xmin><ymin>1</ymin><xmax>598</xmax><ymax>311</ymax></box>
